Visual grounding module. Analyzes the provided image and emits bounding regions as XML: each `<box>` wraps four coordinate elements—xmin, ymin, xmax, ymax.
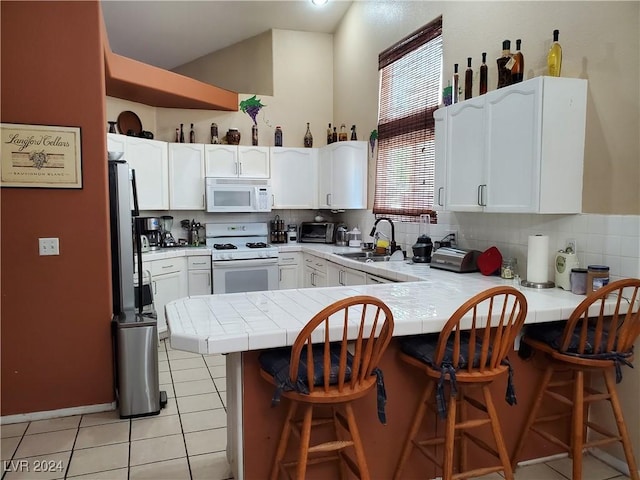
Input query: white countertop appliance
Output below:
<box><xmin>555</xmin><ymin>247</ymin><xmax>579</xmax><ymax>290</ymax></box>
<box><xmin>205</xmin><ymin>222</ymin><xmax>279</xmax><ymax>294</ymax></box>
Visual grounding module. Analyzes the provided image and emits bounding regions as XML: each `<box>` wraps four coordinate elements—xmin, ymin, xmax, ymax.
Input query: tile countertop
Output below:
<box><xmin>165</xmin><ymin>243</ymin><xmax>607</xmax><ymax>355</ymax></box>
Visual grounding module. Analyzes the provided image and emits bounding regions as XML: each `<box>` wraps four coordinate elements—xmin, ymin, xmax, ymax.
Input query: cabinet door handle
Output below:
<box><xmin>437</xmin><ymin>187</ymin><xmax>444</xmax><ymax>206</ymax></box>
<box><xmin>478</xmin><ymin>184</ymin><xmax>487</xmax><ymax>206</ymax></box>
<box><xmin>162</xmin><ymin>264</ymin><xmax>174</xmax><ymax>269</ymax></box>
<box><xmin>339</xmin><ymin>270</ymin><xmax>344</xmax><ymax>285</ymax></box>
<box><xmin>239</xmin><ymin>162</ymin><xmax>243</xmax><ymax>175</ymax></box>
<box><xmin>272</xmin><ymin>194</ymin><xmax>275</xmax><ymax>207</ymax></box>
<box><xmin>208</xmin><ymin>274</ymin><xmax>211</xmax><ymax>287</ymax></box>
<box><xmin>326</xmin><ymin>193</ymin><xmax>331</xmax><ymax>206</ymax></box>
<box><xmin>202</xmin><ymin>194</ymin><xmax>205</xmax><ymax>208</ymax></box>
<box><xmin>153</xmin><ymin>281</ymin><xmax>157</xmax><ymax>295</ymax></box>
<box><xmin>478</xmin><ymin>184</ymin><xmax>487</xmax><ymax>207</ymax></box>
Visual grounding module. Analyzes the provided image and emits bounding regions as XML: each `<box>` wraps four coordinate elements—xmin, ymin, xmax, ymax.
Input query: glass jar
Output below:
<box><xmin>570</xmin><ymin>268</ymin><xmax>588</xmax><ymax>295</ymax></box>
<box><xmin>501</xmin><ymin>258</ymin><xmax>518</xmax><ymax>279</ymax></box>
<box><xmin>226</xmin><ymin>128</ymin><xmax>241</xmax><ymax>145</ymax></box>
<box><xmin>586</xmin><ymin>265</ymin><xmax>609</xmax><ymax>295</ymax></box>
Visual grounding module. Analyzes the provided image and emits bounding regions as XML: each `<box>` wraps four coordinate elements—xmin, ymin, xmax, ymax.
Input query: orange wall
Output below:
<box><xmin>1</xmin><ymin>1</ymin><xmax>113</xmax><ymax>415</ymax></box>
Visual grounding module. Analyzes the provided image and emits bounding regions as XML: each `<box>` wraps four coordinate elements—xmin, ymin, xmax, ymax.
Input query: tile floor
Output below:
<box><xmin>0</xmin><ymin>339</ymin><xmax>634</xmax><ymax>480</ymax></box>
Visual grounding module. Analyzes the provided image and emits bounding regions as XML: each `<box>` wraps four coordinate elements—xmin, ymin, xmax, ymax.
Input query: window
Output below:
<box><xmin>374</xmin><ymin>17</ymin><xmax>442</xmax><ymax>221</ymax></box>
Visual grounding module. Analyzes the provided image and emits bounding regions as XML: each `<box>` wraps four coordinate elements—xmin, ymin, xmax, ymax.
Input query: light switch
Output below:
<box><xmin>39</xmin><ymin>237</ymin><xmax>60</xmax><ymax>256</ymax></box>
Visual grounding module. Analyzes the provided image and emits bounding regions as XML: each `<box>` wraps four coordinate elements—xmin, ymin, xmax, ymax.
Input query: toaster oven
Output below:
<box><xmin>299</xmin><ymin>222</ymin><xmax>336</xmax><ymax>244</ymax></box>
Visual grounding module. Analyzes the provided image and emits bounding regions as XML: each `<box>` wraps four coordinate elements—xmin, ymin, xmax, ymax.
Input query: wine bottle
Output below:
<box><xmin>304</xmin><ymin>122</ymin><xmax>313</xmax><ymax>148</ymax></box>
<box><xmin>189</xmin><ymin>123</ymin><xmax>195</xmax><ymax>143</ymax></box>
<box><xmin>511</xmin><ymin>39</ymin><xmax>524</xmax><ymax>83</ymax></box>
<box><xmin>252</xmin><ymin>124</ymin><xmax>258</xmax><ymax>146</ymax></box>
<box><xmin>210</xmin><ymin>123</ymin><xmax>219</xmax><ymax>144</ymax></box>
<box><xmin>464</xmin><ymin>57</ymin><xmax>473</xmax><ymax>100</ymax></box>
<box><xmin>452</xmin><ymin>63</ymin><xmax>459</xmax><ymax>104</ymax></box>
<box><xmin>327</xmin><ymin>123</ymin><xmax>332</xmax><ymax>144</ymax></box>
<box><xmin>332</xmin><ymin>127</ymin><xmax>338</xmax><ymax>143</ymax></box>
<box><xmin>274</xmin><ymin>126</ymin><xmax>283</xmax><ymax>147</ymax></box>
<box><xmin>496</xmin><ymin>40</ymin><xmax>512</xmax><ymax>89</ymax></box>
<box><xmin>547</xmin><ymin>30</ymin><xmax>562</xmax><ymax>77</ymax></box>
<box><xmin>179</xmin><ymin>123</ymin><xmax>185</xmax><ymax>143</ymax></box>
<box><xmin>479</xmin><ymin>52</ymin><xmax>488</xmax><ymax>95</ymax></box>
<box><xmin>175</xmin><ymin>128</ymin><xmax>179</xmax><ymax>143</ymax></box>
<box><xmin>350</xmin><ymin>125</ymin><xmax>357</xmax><ymax>141</ymax></box>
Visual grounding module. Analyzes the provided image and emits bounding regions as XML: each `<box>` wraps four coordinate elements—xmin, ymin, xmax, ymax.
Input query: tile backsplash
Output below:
<box><xmin>342</xmin><ymin>210</ymin><xmax>640</xmax><ymax>282</ymax></box>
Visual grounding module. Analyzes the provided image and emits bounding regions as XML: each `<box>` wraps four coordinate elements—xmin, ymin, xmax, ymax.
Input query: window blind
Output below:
<box><xmin>374</xmin><ymin>17</ymin><xmax>442</xmax><ymax>221</ymax></box>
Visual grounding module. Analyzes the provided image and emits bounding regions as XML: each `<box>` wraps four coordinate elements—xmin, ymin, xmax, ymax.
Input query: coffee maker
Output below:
<box><xmin>141</xmin><ymin>217</ymin><xmax>162</xmax><ymax>251</ymax></box>
<box><xmin>161</xmin><ymin>216</ymin><xmax>176</xmax><ymax>247</ymax></box>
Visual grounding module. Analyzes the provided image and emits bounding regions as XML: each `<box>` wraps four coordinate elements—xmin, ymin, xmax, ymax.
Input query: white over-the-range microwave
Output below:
<box><xmin>205</xmin><ymin>177</ymin><xmax>272</xmax><ymax>213</ymax></box>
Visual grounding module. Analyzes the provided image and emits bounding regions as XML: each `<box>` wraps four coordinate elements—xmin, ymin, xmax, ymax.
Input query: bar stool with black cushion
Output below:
<box><xmin>259</xmin><ymin>295</ymin><xmax>394</xmax><ymax>480</ymax></box>
<box><xmin>393</xmin><ymin>286</ymin><xmax>528</xmax><ymax>480</ymax></box>
<box><xmin>512</xmin><ymin>278</ymin><xmax>640</xmax><ymax>480</ymax></box>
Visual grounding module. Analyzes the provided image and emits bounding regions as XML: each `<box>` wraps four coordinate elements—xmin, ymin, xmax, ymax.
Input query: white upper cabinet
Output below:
<box><xmin>123</xmin><ymin>136</ymin><xmax>169</xmax><ymax>211</ymax></box>
<box><xmin>438</xmin><ymin>76</ymin><xmax>587</xmax><ymax>214</ymax></box>
<box><xmin>168</xmin><ymin>143</ymin><xmax>205</xmax><ymax>210</ymax></box>
<box><xmin>238</xmin><ymin>146</ymin><xmax>270</xmax><ymax>178</ymax></box>
<box><xmin>433</xmin><ymin>109</ymin><xmax>447</xmax><ymax>211</ymax></box>
<box><xmin>204</xmin><ymin>144</ymin><xmax>237</xmax><ymax>177</ymax></box>
<box><xmin>318</xmin><ymin>141</ymin><xmax>367</xmax><ymax>209</ymax></box>
<box><xmin>445</xmin><ymin>97</ymin><xmax>486</xmax><ymax>212</ymax></box>
<box><xmin>205</xmin><ymin>145</ymin><xmax>270</xmax><ymax>178</ymax></box>
<box><xmin>270</xmin><ymin>147</ymin><xmax>318</xmax><ymax>209</ymax></box>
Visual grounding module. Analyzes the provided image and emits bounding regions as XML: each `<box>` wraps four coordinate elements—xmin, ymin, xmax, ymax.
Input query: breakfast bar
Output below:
<box><xmin>165</xmin><ymin>259</ymin><xmax>614</xmax><ymax>479</ymax></box>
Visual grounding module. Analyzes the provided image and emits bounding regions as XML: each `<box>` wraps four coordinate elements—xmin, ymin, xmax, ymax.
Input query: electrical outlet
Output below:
<box><xmin>39</xmin><ymin>237</ymin><xmax>60</xmax><ymax>256</ymax></box>
<box><xmin>565</xmin><ymin>238</ymin><xmax>577</xmax><ymax>253</ymax></box>
<box><xmin>447</xmin><ymin>230</ymin><xmax>458</xmax><ymax>247</ymax></box>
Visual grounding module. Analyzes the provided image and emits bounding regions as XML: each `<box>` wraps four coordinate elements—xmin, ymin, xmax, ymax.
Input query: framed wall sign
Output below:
<box><xmin>1</xmin><ymin>123</ymin><xmax>83</xmax><ymax>189</ymax></box>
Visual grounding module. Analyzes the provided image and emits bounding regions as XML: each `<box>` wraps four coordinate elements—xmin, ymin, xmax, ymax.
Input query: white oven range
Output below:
<box><xmin>205</xmin><ymin>222</ymin><xmax>279</xmax><ymax>294</ymax></box>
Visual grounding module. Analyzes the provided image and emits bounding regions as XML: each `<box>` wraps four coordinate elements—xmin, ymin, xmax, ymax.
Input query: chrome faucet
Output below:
<box><xmin>369</xmin><ymin>217</ymin><xmax>398</xmax><ymax>252</ymax></box>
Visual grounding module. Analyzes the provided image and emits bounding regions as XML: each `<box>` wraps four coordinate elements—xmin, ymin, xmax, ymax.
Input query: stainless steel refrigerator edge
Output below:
<box><xmin>108</xmin><ymin>159</ymin><xmax>165</xmax><ymax>418</ymax></box>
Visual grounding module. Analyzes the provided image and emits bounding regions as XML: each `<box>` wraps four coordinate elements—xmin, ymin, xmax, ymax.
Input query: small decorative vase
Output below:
<box><xmin>226</xmin><ymin>128</ymin><xmax>241</xmax><ymax>145</ymax></box>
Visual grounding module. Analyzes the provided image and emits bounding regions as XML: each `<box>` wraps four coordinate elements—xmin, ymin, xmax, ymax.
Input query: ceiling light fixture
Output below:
<box><xmin>311</xmin><ymin>0</ymin><xmax>329</xmax><ymax>6</ymax></box>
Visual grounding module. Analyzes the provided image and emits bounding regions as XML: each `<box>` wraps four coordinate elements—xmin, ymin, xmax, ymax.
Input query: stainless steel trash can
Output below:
<box><xmin>113</xmin><ymin>310</ymin><xmax>166</xmax><ymax>418</ymax></box>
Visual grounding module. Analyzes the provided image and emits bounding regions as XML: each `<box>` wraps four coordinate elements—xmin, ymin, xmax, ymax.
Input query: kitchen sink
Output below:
<box><xmin>336</xmin><ymin>251</ymin><xmax>391</xmax><ymax>262</ymax></box>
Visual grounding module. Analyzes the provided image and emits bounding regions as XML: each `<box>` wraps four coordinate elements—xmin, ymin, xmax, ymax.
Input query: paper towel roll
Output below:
<box><xmin>527</xmin><ymin>235</ymin><xmax>550</xmax><ymax>283</ymax></box>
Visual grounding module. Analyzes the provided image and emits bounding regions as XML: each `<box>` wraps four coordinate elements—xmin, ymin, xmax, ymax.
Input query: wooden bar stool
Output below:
<box><xmin>259</xmin><ymin>295</ymin><xmax>394</xmax><ymax>480</ymax></box>
<box><xmin>512</xmin><ymin>278</ymin><xmax>640</xmax><ymax>480</ymax></box>
<box><xmin>393</xmin><ymin>286</ymin><xmax>528</xmax><ymax>480</ymax></box>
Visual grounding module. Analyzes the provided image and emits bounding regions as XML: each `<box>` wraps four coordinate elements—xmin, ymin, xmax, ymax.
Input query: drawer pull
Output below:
<box><xmin>162</xmin><ymin>264</ymin><xmax>174</xmax><ymax>269</ymax></box>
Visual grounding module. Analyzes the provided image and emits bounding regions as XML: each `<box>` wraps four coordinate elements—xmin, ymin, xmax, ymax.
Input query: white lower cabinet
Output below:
<box><xmin>278</xmin><ymin>252</ymin><xmax>301</xmax><ymax>290</ymax></box>
<box><xmin>366</xmin><ymin>274</ymin><xmax>395</xmax><ymax>284</ymax></box>
<box><xmin>187</xmin><ymin>256</ymin><xmax>212</xmax><ymax>296</ymax></box>
<box><xmin>148</xmin><ymin>257</ymin><xmax>188</xmax><ymax>337</ymax></box>
<box><xmin>327</xmin><ymin>261</ymin><xmax>366</xmax><ymax>286</ymax></box>
<box><xmin>302</xmin><ymin>254</ymin><xmax>327</xmax><ymax>288</ymax></box>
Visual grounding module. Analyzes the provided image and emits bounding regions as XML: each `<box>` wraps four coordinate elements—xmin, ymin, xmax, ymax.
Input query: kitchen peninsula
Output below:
<box><xmin>166</xmin><ymin>247</ymin><xmax>616</xmax><ymax>479</ymax></box>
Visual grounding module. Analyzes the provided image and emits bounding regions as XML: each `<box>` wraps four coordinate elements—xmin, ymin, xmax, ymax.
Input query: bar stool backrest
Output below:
<box><xmin>559</xmin><ymin>278</ymin><xmax>640</xmax><ymax>355</ymax></box>
<box><xmin>435</xmin><ymin>286</ymin><xmax>528</xmax><ymax>372</ymax></box>
<box><xmin>289</xmin><ymin>295</ymin><xmax>394</xmax><ymax>394</ymax></box>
